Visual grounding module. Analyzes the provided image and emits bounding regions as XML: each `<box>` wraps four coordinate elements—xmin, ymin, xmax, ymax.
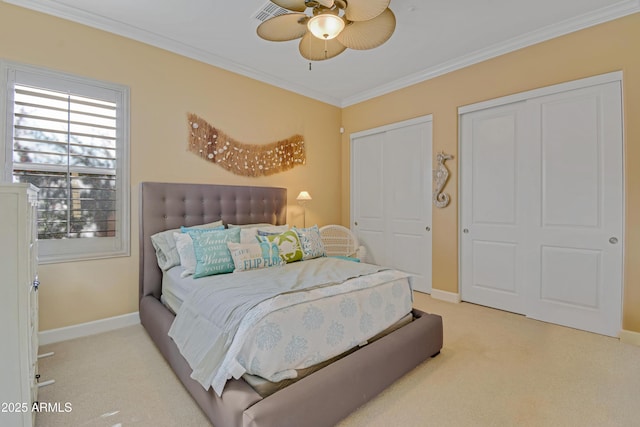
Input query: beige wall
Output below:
<box><xmin>342</xmin><ymin>13</ymin><xmax>640</xmax><ymax>333</ymax></box>
<box><xmin>0</xmin><ymin>3</ymin><xmax>343</xmax><ymax>330</ymax></box>
<box><xmin>2</xmin><ymin>2</ymin><xmax>639</xmax><ymax>335</ymax></box>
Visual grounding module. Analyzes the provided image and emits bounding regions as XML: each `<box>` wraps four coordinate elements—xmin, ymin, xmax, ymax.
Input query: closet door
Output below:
<box><xmin>459</xmin><ymin>102</ymin><xmax>528</xmax><ymax>314</ymax></box>
<box><xmin>523</xmin><ymin>82</ymin><xmax>623</xmax><ymax>337</ymax></box>
<box><xmin>351</xmin><ymin>132</ymin><xmax>386</xmax><ymax>266</ymax></box>
<box><xmin>460</xmin><ymin>75</ymin><xmax>623</xmax><ymax>336</ymax></box>
<box><xmin>351</xmin><ymin>117</ymin><xmax>433</xmax><ymax>293</ymax></box>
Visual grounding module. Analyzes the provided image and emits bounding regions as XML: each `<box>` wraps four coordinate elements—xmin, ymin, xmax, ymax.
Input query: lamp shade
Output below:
<box><xmin>296</xmin><ymin>191</ymin><xmax>312</xmax><ymax>202</ymax></box>
<box><xmin>307</xmin><ymin>13</ymin><xmax>345</xmax><ymax>40</ymax></box>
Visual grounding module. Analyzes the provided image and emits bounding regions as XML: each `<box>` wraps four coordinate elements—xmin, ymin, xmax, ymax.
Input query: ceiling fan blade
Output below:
<box><xmin>257</xmin><ymin>13</ymin><xmax>308</xmax><ymax>41</ymax></box>
<box><xmin>270</xmin><ymin>0</ymin><xmax>307</xmax><ymax>12</ymax></box>
<box><xmin>344</xmin><ymin>0</ymin><xmax>390</xmax><ymax>22</ymax></box>
<box><xmin>337</xmin><ymin>8</ymin><xmax>395</xmax><ymax>50</ymax></box>
<box><xmin>299</xmin><ymin>32</ymin><xmax>347</xmax><ymax>61</ymax></box>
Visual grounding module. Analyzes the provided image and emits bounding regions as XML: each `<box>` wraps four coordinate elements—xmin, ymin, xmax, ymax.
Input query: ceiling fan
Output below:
<box><xmin>257</xmin><ymin>0</ymin><xmax>396</xmax><ymax>61</ymax></box>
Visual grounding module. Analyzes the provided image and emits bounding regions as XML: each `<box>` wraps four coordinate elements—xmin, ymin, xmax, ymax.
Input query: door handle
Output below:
<box><xmin>609</xmin><ymin>237</ymin><xmax>618</xmax><ymax>244</ymax></box>
<box><xmin>463</xmin><ymin>228</ymin><xmax>469</xmax><ymax>234</ymax></box>
<box><xmin>425</xmin><ymin>226</ymin><xmax>431</xmax><ymax>232</ymax></box>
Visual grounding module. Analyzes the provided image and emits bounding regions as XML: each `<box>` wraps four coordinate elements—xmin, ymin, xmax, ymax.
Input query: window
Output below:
<box><xmin>1</xmin><ymin>61</ymin><xmax>130</xmax><ymax>263</ymax></box>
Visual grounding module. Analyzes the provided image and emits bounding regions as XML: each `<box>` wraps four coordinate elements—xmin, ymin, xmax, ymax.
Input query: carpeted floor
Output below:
<box><xmin>34</xmin><ymin>293</ymin><xmax>640</xmax><ymax>427</ymax></box>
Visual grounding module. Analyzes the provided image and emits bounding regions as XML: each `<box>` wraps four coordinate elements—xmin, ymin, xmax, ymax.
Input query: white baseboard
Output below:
<box><xmin>619</xmin><ymin>329</ymin><xmax>640</xmax><ymax>347</ymax></box>
<box><xmin>431</xmin><ymin>289</ymin><xmax>461</xmax><ymax>303</ymax></box>
<box><xmin>39</xmin><ymin>312</ymin><xmax>140</xmax><ymax>346</ymax></box>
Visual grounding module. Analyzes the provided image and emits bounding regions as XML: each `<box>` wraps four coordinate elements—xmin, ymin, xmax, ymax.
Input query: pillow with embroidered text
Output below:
<box><xmin>227</xmin><ymin>241</ymin><xmax>284</xmax><ymax>272</ymax></box>
<box><xmin>187</xmin><ymin>227</ymin><xmax>240</xmax><ymax>278</ymax></box>
<box><xmin>150</xmin><ymin>220</ymin><xmax>223</xmax><ymax>270</ymax></box>
<box><xmin>172</xmin><ymin>225</ymin><xmax>226</xmax><ymax>277</ymax></box>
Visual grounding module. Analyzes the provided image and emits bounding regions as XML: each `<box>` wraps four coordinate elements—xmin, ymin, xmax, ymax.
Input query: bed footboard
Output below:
<box><xmin>243</xmin><ymin>309</ymin><xmax>442</xmax><ymax>427</ymax></box>
<box><xmin>141</xmin><ymin>298</ymin><xmax>442</xmax><ymax>427</ymax></box>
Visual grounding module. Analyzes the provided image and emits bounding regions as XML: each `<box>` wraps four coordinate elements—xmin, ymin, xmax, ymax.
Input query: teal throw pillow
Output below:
<box><xmin>187</xmin><ymin>227</ymin><xmax>240</xmax><ymax>278</ymax></box>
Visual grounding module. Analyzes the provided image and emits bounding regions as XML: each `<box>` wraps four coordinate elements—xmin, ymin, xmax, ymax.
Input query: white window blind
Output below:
<box><xmin>1</xmin><ymin>61</ymin><xmax>130</xmax><ymax>263</ymax></box>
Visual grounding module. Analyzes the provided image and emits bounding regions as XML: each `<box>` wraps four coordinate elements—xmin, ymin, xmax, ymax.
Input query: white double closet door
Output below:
<box><xmin>351</xmin><ymin>116</ymin><xmax>433</xmax><ymax>293</ymax></box>
<box><xmin>460</xmin><ymin>73</ymin><xmax>623</xmax><ymax>337</ymax></box>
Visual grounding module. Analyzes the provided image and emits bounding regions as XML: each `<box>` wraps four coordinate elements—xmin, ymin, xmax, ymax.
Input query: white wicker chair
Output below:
<box><xmin>319</xmin><ymin>225</ymin><xmax>367</xmax><ymax>262</ymax></box>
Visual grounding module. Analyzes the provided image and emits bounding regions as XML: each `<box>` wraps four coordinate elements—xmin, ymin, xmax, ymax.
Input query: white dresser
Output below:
<box><xmin>0</xmin><ymin>183</ymin><xmax>39</xmax><ymax>427</ymax></box>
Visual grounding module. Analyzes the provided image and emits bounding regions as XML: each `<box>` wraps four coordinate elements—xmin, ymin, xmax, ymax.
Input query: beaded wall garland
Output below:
<box><xmin>187</xmin><ymin>113</ymin><xmax>306</xmax><ymax>177</ymax></box>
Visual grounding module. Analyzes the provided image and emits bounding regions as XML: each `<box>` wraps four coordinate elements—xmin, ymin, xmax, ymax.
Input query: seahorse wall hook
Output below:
<box><xmin>433</xmin><ymin>151</ymin><xmax>453</xmax><ymax>208</ymax></box>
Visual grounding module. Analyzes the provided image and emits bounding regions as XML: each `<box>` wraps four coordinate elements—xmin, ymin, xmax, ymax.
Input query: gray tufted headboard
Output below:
<box><xmin>138</xmin><ymin>182</ymin><xmax>287</xmax><ymax>302</ymax></box>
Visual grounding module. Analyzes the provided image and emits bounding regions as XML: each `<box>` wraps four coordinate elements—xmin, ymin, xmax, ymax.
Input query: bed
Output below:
<box><xmin>139</xmin><ymin>181</ymin><xmax>443</xmax><ymax>427</ymax></box>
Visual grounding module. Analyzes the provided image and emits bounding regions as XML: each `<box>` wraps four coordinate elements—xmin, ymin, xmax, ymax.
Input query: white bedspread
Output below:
<box><xmin>167</xmin><ymin>257</ymin><xmax>413</xmax><ymax>396</ymax></box>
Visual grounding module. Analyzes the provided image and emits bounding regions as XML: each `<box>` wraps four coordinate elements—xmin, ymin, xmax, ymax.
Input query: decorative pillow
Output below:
<box><xmin>174</xmin><ymin>232</ymin><xmax>198</xmax><ymax>277</ymax></box>
<box><xmin>180</xmin><ymin>224</ymin><xmax>225</xmax><ymax>233</ymax></box>
<box><xmin>256</xmin><ymin>225</ymin><xmax>290</xmax><ymax>237</ymax></box>
<box><xmin>150</xmin><ymin>220</ymin><xmax>223</xmax><ymax>270</ymax></box>
<box><xmin>293</xmin><ymin>225</ymin><xmax>326</xmax><ymax>260</ymax></box>
<box><xmin>227</xmin><ymin>241</ymin><xmax>284</xmax><ymax>272</ymax></box>
<box><xmin>187</xmin><ymin>228</ymin><xmax>241</xmax><ymax>278</ymax></box>
<box><xmin>239</xmin><ymin>228</ymin><xmax>260</xmax><ymax>244</ymax></box>
<box><xmin>170</xmin><ymin>225</ymin><xmax>226</xmax><ymax>277</ymax></box>
<box><xmin>239</xmin><ymin>225</ymin><xmax>289</xmax><ymax>244</ymax></box>
<box><xmin>257</xmin><ymin>230</ymin><xmax>303</xmax><ymax>263</ymax></box>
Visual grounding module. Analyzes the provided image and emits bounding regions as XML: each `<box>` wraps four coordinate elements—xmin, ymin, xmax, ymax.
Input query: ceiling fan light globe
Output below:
<box><xmin>307</xmin><ymin>14</ymin><xmax>345</xmax><ymax>40</ymax></box>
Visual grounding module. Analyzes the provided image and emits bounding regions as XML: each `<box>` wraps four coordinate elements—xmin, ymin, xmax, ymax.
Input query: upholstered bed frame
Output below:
<box><xmin>139</xmin><ymin>182</ymin><xmax>443</xmax><ymax>427</ymax></box>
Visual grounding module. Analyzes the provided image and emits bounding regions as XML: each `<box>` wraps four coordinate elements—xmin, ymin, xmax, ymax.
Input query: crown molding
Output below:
<box><xmin>3</xmin><ymin>0</ymin><xmax>343</xmax><ymax>106</ymax></box>
<box><xmin>5</xmin><ymin>0</ymin><xmax>639</xmax><ymax>108</ymax></box>
<box><xmin>341</xmin><ymin>0</ymin><xmax>640</xmax><ymax>107</ymax></box>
